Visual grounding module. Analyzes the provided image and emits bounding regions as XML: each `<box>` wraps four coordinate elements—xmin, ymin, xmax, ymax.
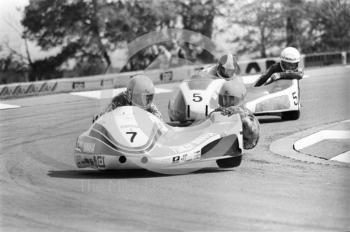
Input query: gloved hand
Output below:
<box><xmin>265</xmin><ymin>73</ymin><xmax>281</xmax><ymax>85</ymax></box>
<box><xmin>221</xmin><ymin>106</ymin><xmax>240</xmax><ymax>116</ymax></box>
<box><xmin>92</xmin><ymin>114</ymin><xmax>101</xmax><ymax>123</ymax></box>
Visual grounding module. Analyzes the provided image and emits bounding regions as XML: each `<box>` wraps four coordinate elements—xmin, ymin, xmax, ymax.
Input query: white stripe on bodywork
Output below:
<box><xmin>330</xmin><ymin>150</ymin><xmax>350</xmax><ymax>163</ymax></box>
<box><xmin>245</xmin><ymin>79</ymin><xmax>299</xmax><ymax>113</ymax></box>
<box><xmin>294</xmin><ymin>130</ymin><xmax>350</xmax><ymax>150</ymax></box>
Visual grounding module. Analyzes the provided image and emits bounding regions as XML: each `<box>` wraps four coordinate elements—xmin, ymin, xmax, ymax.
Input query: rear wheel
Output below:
<box><xmin>281</xmin><ymin>110</ymin><xmax>300</xmax><ymax>120</ymax></box>
<box><xmin>216</xmin><ymin>156</ymin><xmax>242</xmax><ymax>168</ymax></box>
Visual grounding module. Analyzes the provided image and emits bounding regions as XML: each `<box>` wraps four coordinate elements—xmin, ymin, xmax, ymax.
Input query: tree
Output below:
<box><xmin>0</xmin><ymin>43</ymin><xmax>28</xmax><ymax>84</ymax></box>
<box><xmin>22</xmin><ymin>0</ymin><xmax>179</xmax><ymax>75</ymax></box>
<box><xmin>227</xmin><ymin>0</ymin><xmax>285</xmax><ymax>58</ymax></box>
<box><xmin>302</xmin><ymin>0</ymin><xmax>350</xmax><ymax>52</ymax></box>
<box><xmin>284</xmin><ymin>0</ymin><xmax>305</xmax><ymax>47</ymax></box>
<box><xmin>106</xmin><ymin>0</ymin><xmax>178</xmax><ymax>71</ymax></box>
<box><xmin>177</xmin><ymin>0</ymin><xmax>223</xmax><ymax>63</ymax></box>
<box><xmin>22</xmin><ymin>0</ymin><xmax>114</xmax><ymax>80</ymax></box>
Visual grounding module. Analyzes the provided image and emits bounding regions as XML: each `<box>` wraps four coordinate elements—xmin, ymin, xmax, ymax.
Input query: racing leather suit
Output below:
<box><xmin>98</xmin><ymin>91</ymin><xmax>162</xmax><ymax>120</ymax></box>
<box><xmin>216</xmin><ymin>106</ymin><xmax>260</xmax><ymax>149</ymax></box>
<box><xmin>254</xmin><ymin>62</ymin><xmax>303</xmax><ymax>87</ymax></box>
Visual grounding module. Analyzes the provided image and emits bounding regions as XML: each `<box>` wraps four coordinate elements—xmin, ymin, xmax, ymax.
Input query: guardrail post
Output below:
<box><xmin>341</xmin><ymin>51</ymin><xmax>347</xmax><ymax>65</ymax></box>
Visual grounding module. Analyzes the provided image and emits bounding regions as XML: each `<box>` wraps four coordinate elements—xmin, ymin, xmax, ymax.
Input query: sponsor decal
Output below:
<box><xmin>172</xmin><ymin>155</ymin><xmax>180</xmax><ymax>163</ymax></box>
<box><xmin>160</xmin><ymin>71</ymin><xmax>173</xmax><ymax>82</ymax></box>
<box><xmin>281</xmin><ymin>55</ymin><xmax>297</xmax><ymax>61</ymax></box>
<box><xmin>172</xmin><ymin>152</ymin><xmax>201</xmax><ymax>164</ymax></box>
<box><xmin>75</xmin><ymin>155</ymin><xmax>89</xmax><ymax>167</ymax></box>
<box><xmin>77</xmin><ymin>140</ymin><xmax>96</xmax><ymax>153</ymax></box>
<box><xmin>72</xmin><ymin>81</ymin><xmax>85</xmax><ymax>90</ymax></box>
<box><xmin>0</xmin><ymin>82</ymin><xmax>57</xmax><ymax>98</ymax></box>
<box><xmin>80</xmin><ymin>155</ymin><xmax>106</xmax><ymax>168</ymax></box>
<box><xmin>94</xmin><ymin>155</ymin><xmax>106</xmax><ymax>168</ymax></box>
<box><xmin>83</xmin><ymin>143</ymin><xmax>95</xmax><ymax>153</ymax></box>
<box><xmin>245</xmin><ymin>62</ymin><xmax>261</xmax><ymax>74</ymax></box>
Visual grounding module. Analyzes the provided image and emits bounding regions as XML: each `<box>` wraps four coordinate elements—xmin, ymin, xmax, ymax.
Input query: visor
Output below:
<box><xmin>281</xmin><ymin>61</ymin><xmax>298</xmax><ymax>71</ymax></box>
<box><xmin>219</xmin><ymin>94</ymin><xmax>241</xmax><ymax>107</ymax></box>
<box><xmin>218</xmin><ymin>65</ymin><xmax>236</xmax><ymax>79</ymax></box>
<box><xmin>223</xmin><ymin>69</ymin><xmax>236</xmax><ymax>78</ymax></box>
<box><xmin>132</xmin><ymin>93</ymin><xmax>154</xmax><ymax>108</ymax></box>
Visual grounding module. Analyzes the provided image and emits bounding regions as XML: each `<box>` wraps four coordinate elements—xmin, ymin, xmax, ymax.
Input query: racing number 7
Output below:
<box><xmin>126</xmin><ymin>132</ymin><xmax>137</xmax><ymax>143</ymax></box>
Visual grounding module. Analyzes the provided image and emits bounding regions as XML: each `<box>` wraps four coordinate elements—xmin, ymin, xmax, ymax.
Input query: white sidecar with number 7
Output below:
<box><xmin>74</xmin><ymin>106</ymin><xmax>244</xmax><ymax>175</ymax></box>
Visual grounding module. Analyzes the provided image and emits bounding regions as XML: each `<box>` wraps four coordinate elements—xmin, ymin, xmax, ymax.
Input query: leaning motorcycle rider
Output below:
<box><xmin>215</xmin><ymin>81</ymin><xmax>260</xmax><ymax>149</ymax></box>
<box><xmin>93</xmin><ymin>74</ymin><xmax>162</xmax><ymax>122</ymax></box>
<box><xmin>254</xmin><ymin>47</ymin><xmax>303</xmax><ymax>87</ymax></box>
<box><xmin>201</xmin><ymin>53</ymin><xmax>242</xmax><ymax>82</ymax></box>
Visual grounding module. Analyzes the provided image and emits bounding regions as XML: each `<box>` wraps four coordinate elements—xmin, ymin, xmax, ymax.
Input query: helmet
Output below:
<box><xmin>242</xmin><ymin>114</ymin><xmax>260</xmax><ymax>149</ymax></box>
<box><xmin>126</xmin><ymin>75</ymin><xmax>155</xmax><ymax>109</ymax></box>
<box><xmin>218</xmin><ymin>81</ymin><xmax>247</xmax><ymax>107</ymax></box>
<box><xmin>280</xmin><ymin>47</ymin><xmax>301</xmax><ymax>71</ymax></box>
<box><xmin>217</xmin><ymin>53</ymin><xmax>240</xmax><ymax>79</ymax></box>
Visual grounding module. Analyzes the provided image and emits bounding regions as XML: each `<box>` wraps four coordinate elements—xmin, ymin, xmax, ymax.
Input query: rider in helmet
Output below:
<box><xmin>215</xmin><ymin>81</ymin><xmax>260</xmax><ymax>149</ymax></box>
<box><xmin>201</xmin><ymin>53</ymin><xmax>241</xmax><ymax>81</ymax></box>
<box><xmin>254</xmin><ymin>47</ymin><xmax>303</xmax><ymax>87</ymax></box>
<box><xmin>94</xmin><ymin>75</ymin><xmax>162</xmax><ymax>122</ymax></box>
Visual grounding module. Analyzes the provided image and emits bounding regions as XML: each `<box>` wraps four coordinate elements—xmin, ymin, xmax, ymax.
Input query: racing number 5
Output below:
<box><xmin>292</xmin><ymin>92</ymin><xmax>298</xmax><ymax>105</ymax></box>
<box><xmin>126</xmin><ymin>132</ymin><xmax>137</xmax><ymax>143</ymax></box>
<box><xmin>193</xmin><ymin>93</ymin><xmax>203</xmax><ymax>102</ymax></box>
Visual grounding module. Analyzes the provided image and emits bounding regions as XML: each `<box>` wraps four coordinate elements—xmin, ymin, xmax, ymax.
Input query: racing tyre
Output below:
<box><xmin>281</xmin><ymin>110</ymin><xmax>300</xmax><ymax>121</ymax></box>
<box><xmin>216</xmin><ymin>156</ymin><xmax>242</xmax><ymax>168</ymax></box>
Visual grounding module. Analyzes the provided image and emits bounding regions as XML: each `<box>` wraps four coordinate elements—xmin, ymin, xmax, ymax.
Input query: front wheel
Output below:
<box><xmin>281</xmin><ymin>110</ymin><xmax>300</xmax><ymax>120</ymax></box>
<box><xmin>216</xmin><ymin>156</ymin><xmax>242</xmax><ymax>168</ymax></box>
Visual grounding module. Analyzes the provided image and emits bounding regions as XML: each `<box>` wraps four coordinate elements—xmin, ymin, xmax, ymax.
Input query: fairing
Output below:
<box><xmin>74</xmin><ymin>106</ymin><xmax>243</xmax><ymax>174</ymax></box>
<box><xmin>168</xmin><ymin>78</ymin><xmax>300</xmax><ymax>122</ymax></box>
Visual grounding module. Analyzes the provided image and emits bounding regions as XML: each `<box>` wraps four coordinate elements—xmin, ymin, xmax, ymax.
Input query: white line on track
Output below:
<box><xmin>0</xmin><ymin>103</ymin><xmax>20</xmax><ymax>110</ymax></box>
<box><xmin>70</xmin><ymin>87</ymin><xmax>172</xmax><ymax>99</ymax></box>
<box><xmin>242</xmin><ymin>74</ymin><xmax>260</xmax><ymax>84</ymax></box>
<box><xmin>330</xmin><ymin>150</ymin><xmax>350</xmax><ymax>163</ymax></box>
<box><xmin>294</xmin><ymin>130</ymin><xmax>350</xmax><ymax>150</ymax></box>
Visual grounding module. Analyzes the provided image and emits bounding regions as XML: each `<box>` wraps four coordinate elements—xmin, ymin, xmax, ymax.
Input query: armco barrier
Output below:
<box><xmin>0</xmin><ymin>71</ymin><xmax>142</xmax><ymax>99</ymax></box>
<box><xmin>0</xmin><ymin>81</ymin><xmax>59</xmax><ymax>99</ymax></box>
<box><xmin>304</xmin><ymin>52</ymin><xmax>343</xmax><ymax>67</ymax></box>
<box><xmin>238</xmin><ymin>57</ymin><xmax>280</xmax><ymax>75</ymax></box>
<box><xmin>0</xmin><ymin>51</ymin><xmax>348</xmax><ymax>100</ymax></box>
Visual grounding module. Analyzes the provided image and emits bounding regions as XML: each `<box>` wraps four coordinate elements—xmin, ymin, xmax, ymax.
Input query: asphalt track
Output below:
<box><xmin>1</xmin><ymin>66</ymin><xmax>349</xmax><ymax>231</ymax></box>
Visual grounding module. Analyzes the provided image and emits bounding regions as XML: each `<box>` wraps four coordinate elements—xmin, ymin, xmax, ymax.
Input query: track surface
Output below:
<box><xmin>1</xmin><ymin>66</ymin><xmax>350</xmax><ymax>231</ymax></box>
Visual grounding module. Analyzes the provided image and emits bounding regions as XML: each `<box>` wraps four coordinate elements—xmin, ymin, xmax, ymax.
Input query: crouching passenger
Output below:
<box><xmin>215</xmin><ymin>81</ymin><xmax>260</xmax><ymax>149</ymax></box>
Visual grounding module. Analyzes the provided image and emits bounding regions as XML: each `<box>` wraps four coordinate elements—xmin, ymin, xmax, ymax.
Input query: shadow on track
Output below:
<box><xmin>48</xmin><ymin>168</ymin><xmax>232</xmax><ymax>179</ymax></box>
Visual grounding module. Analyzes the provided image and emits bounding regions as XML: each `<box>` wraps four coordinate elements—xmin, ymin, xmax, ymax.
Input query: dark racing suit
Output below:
<box><xmin>97</xmin><ymin>91</ymin><xmax>162</xmax><ymax>121</ymax></box>
<box><xmin>254</xmin><ymin>62</ymin><xmax>303</xmax><ymax>87</ymax></box>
